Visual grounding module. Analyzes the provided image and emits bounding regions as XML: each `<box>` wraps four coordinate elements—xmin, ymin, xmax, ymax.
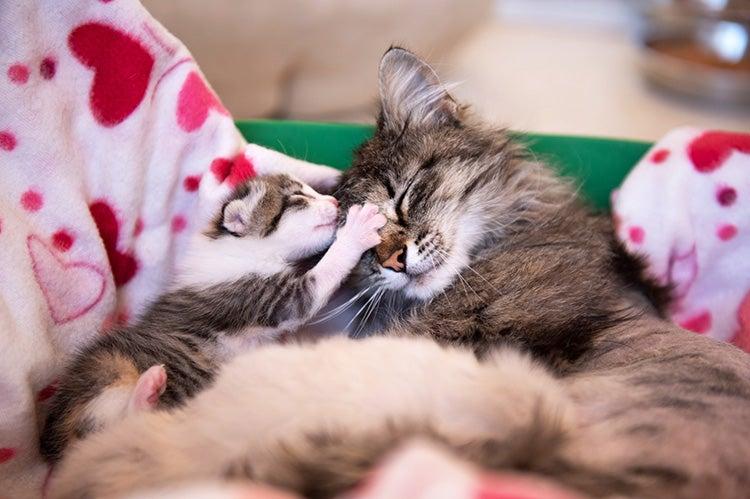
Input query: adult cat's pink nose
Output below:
<box><xmin>378</xmin><ymin>245</ymin><xmax>406</xmax><ymax>273</ymax></box>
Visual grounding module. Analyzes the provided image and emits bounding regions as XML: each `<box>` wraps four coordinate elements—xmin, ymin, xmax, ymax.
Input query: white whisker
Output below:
<box><xmin>344</xmin><ymin>287</ymin><xmax>382</xmax><ymax>334</ymax></box>
<box><xmin>307</xmin><ymin>285</ymin><xmax>374</xmax><ymax>325</ymax></box>
<box><xmin>354</xmin><ymin>288</ymin><xmax>385</xmax><ymax>338</ymax></box>
<box><xmin>433</xmin><ymin>248</ymin><xmax>481</xmax><ymax>298</ymax></box>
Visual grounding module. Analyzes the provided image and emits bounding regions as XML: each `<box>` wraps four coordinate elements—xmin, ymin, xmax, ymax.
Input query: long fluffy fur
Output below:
<box><xmin>48</xmin><ymin>336</ymin><xmax>573</xmax><ymax>499</ymax></box>
<box><xmin>334</xmin><ymin>47</ymin><xmax>750</xmax><ymax>497</ymax></box>
<box><xmin>337</xmin><ymin>51</ymin><xmax>663</xmax><ymax>362</ymax></box>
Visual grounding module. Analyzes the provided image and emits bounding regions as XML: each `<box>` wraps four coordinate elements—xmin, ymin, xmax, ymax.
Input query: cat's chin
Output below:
<box><xmin>379</xmin><ymin>265</ymin><xmax>458</xmax><ymax>302</ymax></box>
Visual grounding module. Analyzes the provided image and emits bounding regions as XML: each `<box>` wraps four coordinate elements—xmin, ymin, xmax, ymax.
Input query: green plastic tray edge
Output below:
<box><xmin>236</xmin><ymin>120</ymin><xmax>653</xmax><ymax>210</ymax></box>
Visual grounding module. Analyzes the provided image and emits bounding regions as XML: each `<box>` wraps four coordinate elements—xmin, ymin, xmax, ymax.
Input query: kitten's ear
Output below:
<box><xmin>128</xmin><ymin>365</ymin><xmax>167</xmax><ymax>413</ymax></box>
<box><xmin>223</xmin><ymin>199</ymin><xmax>252</xmax><ymax>234</ymax></box>
<box><xmin>378</xmin><ymin>47</ymin><xmax>459</xmax><ymax>131</ymax></box>
<box><xmin>223</xmin><ymin>182</ymin><xmax>266</xmax><ymax>235</ymax></box>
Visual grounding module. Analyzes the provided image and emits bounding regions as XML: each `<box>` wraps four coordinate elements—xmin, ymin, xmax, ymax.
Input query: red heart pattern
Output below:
<box><xmin>0</xmin><ymin>447</ymin><xmax>16</xmax><ymax>464</ymax></box>
<box><xmin>667</xmin><ymin>246</ymin><xmax>698</xmax><ymax>301</ymax></box>
<box><xmin>688</xmin><ymin>131</ymin><xmax>750</xmax><ymax>173</ymax></box>
<box><xmin>678</xmin><ymin>310</ymin><xmax>712</xmax><ymax>334</ymax></box>
<box><xmin>69</xmin><ymin>22</ymin><xmax>154</xmax><ymax>127</ymax></box>
<box><xmin>177</xmin><ymin>71</ymin><xmax>228</xmax><ymax>132</ymax></box>
<box><xmin>28</xmin><ymin>235</ymin><xmax>106</xmax><ymax>324</ymax></box>
<box><xmin>210</xmin><ymin>152</ymin><xmax>256</xmax><ymax>187</ymax></box>
<box><xmin>89</xmin><ymin>200</ymin><xmax>138</xmax><ymax>287</ymax></box>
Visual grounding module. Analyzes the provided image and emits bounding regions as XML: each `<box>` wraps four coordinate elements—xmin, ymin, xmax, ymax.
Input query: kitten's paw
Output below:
<box><xmin>338</xmin><ymin>203</ymin><xmax>386</xmax><ymax>251</ymax></box>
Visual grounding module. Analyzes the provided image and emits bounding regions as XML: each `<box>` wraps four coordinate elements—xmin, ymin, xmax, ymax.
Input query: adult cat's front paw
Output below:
<box><xmin>337</xmin><ymin>203</ymin><xmax>386</xmax><ymax>252</ymax></box>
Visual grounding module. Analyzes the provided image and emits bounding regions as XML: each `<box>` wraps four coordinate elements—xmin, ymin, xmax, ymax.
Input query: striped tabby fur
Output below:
<box><xmin>329</xmin><ymin>47</ymin><xmax>750</xmax><ymax>497</ymax></box>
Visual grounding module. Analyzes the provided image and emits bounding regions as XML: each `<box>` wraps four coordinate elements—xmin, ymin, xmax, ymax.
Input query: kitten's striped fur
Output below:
<box><xmin>40</xmin><ymin>174</ymin><xmax>385</xmax><ymax>462</ymax></box>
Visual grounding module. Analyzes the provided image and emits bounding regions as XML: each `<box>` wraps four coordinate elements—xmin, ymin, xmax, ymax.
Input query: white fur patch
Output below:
<box><xmin>174</xmin><ymin>234</ymin><xmax>287</xmax><ymax>289</ymax></box>
<box><xmin>213</xmin><ymin>327</ymin><xmax>281</xmax><ymax>362</ymax></box>
<box><xmin>83</xmin><ymin>385</ymin><xmax>132</xmax><ymax>428</ymax></box>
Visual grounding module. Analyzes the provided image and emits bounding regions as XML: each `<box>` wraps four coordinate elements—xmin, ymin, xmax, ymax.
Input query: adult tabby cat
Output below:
<box><xmin>332</xmin><ymin>47</ymin><xmax>750</xmax><ymax>495</ymax></box>
<box><xmin>48</xmin><ymin>48</ymin><xmax>750</xmax><ymax>499</ymax></box>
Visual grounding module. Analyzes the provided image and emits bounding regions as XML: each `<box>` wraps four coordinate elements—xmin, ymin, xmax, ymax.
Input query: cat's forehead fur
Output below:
<box><xmin>338</xmin><ymin>47</ymin><xmax>567</xmax><ymax>223</ymax></box>
<box><xmin>208</xmin><ymin>174</ymin><xmax>305</xmax><ymax>239</ymax></box>
<box><xmin>349</xmin><ymin>121</ymin><xmax>526</xmax><ymax>211</ymax></box>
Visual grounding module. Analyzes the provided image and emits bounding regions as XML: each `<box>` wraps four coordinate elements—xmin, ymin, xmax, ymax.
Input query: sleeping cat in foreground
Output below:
<box><xmin>49</xmin><ymin>48</ymin><xmax>750</xmax><ymax>499</ymax></box>
<box><xmin>40</xmin><ymin>173</ymin><xmax>385</xmax><ymax>462</ymax></box>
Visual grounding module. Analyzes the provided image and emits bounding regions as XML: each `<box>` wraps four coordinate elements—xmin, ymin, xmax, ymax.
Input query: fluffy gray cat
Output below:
<box><xmin>332</xmin><ymin>47</ymin><xmax>750</xmax><ymax>496</ymax></box>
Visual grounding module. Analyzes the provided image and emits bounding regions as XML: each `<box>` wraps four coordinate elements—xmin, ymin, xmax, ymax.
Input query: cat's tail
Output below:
<box><xmin>229</xmin><ymin>348</ymin><xmax>593</xmax><ymax>499</ymax></box>
<box><xmin>243</xmin><ymin>416</ymin><xmax>570</xmax><ymax>499</ymax></box>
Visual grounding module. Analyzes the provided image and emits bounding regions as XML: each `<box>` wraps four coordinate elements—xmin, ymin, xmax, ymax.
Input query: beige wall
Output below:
<box><xmin>144</xmin><ymin>0</ymin><xmax>492</xmax><ymax>119</ymax></box>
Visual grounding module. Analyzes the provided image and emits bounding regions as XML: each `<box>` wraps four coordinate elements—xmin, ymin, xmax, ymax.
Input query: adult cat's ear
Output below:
<box><xmin>378</xmin><ymin>47</ymin><xmax>459</xmax><ymax>131</ymax></box>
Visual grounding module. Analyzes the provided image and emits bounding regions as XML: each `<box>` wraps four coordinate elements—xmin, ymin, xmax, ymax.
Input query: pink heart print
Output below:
<box><xmin>210</xmin><ymin>152</ymin><xmax>256</xmax><ymax>187</ymax></box>
<box><xmin>689</xmin><ymin>131</ymin><xmax>750</xmax><ymax>173</ymax></box>
<box><xmin>69</xmin><ymin>22</ymin><xmax>155</xmax><ymax>127</ymax></box>
<box><xmin>28</xmin><ymin>235</ymin><xmax>106</xmax><ymax>324</ymax></box>
<box><xmin>177</xmin><ymin>71</ymin><xmax>228</xmax><ymax>132</ymax></box>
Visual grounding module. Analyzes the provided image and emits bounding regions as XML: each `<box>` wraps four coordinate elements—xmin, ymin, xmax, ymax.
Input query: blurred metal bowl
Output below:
<box><xmin>637</xmin><ymin>0</ymin><xmax>750</xmax><ymax>105</ymax></box>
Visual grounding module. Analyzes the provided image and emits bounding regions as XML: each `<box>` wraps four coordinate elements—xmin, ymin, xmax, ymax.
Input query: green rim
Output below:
<box><xmin>236</xmin><ymin>119</ymin><xmax>652</xmax><ymax>210</ymax></box>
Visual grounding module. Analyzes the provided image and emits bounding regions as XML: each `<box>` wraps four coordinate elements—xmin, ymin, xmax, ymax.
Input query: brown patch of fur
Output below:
<box><xmin>42</xmin><ymin>350</ymin><xmax>139</xmax><ymax>462</ymax></box>
<box><xmin>231</xmin><ymin>403</ymin><xmax>573</xmax><ymax>499</ymax></box>
<box><xmin>98</xmin><ymin>351</ymin><xmax>140</xmax><ymax>386</ymax></box>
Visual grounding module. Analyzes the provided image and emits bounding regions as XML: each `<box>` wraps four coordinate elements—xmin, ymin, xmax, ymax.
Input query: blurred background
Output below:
<box><xmin>144</xmin><ymin>0</ymin><xmax>749</xmax><ymax>141</ymax></box>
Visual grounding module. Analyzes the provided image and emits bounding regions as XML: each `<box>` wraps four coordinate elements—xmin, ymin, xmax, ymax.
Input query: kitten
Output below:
<box><xmin>47</xmin><ymin>335</ymin><xmax>573</xmax><ymax>499</ymax></box>
<box><xmin>40</xmin><ymin>173</ymin><xmax>385</xmax><ymax>463</ymax></box>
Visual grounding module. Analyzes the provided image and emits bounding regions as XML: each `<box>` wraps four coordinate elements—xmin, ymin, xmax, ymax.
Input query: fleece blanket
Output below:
<box><xmin>613</xmin><ymin>127</ymin><xmax>750</xmax><ymax>352</ymax></box>
<box><xmin>0</xmin><ymin>1</ymin><xmax>339</xmax><ymax>496</ymax></box>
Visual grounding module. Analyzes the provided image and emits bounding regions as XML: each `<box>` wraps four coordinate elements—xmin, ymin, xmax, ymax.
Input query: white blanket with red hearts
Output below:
<box><xmin>0</xmin><ymin>2</ymin><xmax>338</xmax><ymax>496</ymax></box>
<box><xmin>613</xmin><ymin>127</ymin><xmax>750</xmax><ymax>352</ymax></box>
